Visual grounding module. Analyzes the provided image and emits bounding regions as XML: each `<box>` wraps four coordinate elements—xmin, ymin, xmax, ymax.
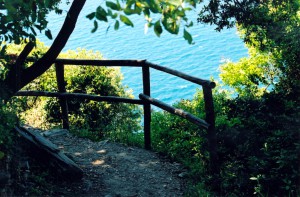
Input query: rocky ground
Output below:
<box><xmin>1</xmin><ymin>128</ymin><xmax>188</xmax><ymax>197</ymax></box>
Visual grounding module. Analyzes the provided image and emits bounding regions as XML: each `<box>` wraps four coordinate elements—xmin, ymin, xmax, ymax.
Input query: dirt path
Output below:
<box><xmin>42</xmin><ymin>129</ymin><xmax>187</xmax><ymax>197</ymax></box>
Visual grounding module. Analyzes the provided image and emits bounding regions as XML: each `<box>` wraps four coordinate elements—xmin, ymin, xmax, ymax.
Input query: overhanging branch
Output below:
<box><xmin>4</xmin><ymin>42</ymin><xmax>35</xmax><ymax>92</ymax></box>
<box><xmin>7</xmin><ymin>0</ymin><xmax>86</xmax><ymax>93</ymax></box>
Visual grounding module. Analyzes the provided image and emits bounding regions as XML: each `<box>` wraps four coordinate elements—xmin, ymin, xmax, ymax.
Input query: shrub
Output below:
<box><xmin>218</xmin><ymin>93</ymin><xmax>300</xmax><ymax>196</ymax></box>
<box><xmin>40</xmin><ymin>63</ymin><xmax>142</xmax><ymax>142</ymax></box>
<box><xmin>151</xmin><ymin>88</ymin><xmax>300</xmax><ymax>196</ymax></box>
<box><xmin>3</xmin><ymin>41</ymin><xmax>142</xmax><ymax>143</ymax></box>
<box><xmin>220</xmin><ymin>47</ymin><xmax>280</xmax><ymax>97</ymax></box>
<box><xmin>0</xmin><ymin>102</ymin><xmax>18</xmax><ymax>162</ymax></box>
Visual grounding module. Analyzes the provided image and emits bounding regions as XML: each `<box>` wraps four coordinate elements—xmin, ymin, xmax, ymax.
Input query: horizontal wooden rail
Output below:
<box><xmin>15</xmin><ymin>91</ymin><xmax>143</xmax><ymax>105</ymax></box>
<box><xmin>9</xmin><ymin>57</ymin><xmax>218</xmax><ymax>178</ymax></box>
<box><xmin>139</xmin><ymin>93</ymin><xmax>209</xmax><ymax>129</ymax></box>
<box><xmin>145</xmin><ymin>61</ymin><xmax>216</xmax><ymax>88</ymax></box>
<box><xmin>23</xmin><ymin>58</ymin><xmax>215</xmax><ymax>88</ymax></box>
<box><xmin>25</xmin><ymin>58</ymin><xmax>146</xmax><ymax>67</ymax></box>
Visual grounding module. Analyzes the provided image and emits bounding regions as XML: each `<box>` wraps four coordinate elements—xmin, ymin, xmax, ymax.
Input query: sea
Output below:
<box><xmin>37</xmin><ymin>1</ymin><xmax>248</xmax><ymax>104</ymax></box>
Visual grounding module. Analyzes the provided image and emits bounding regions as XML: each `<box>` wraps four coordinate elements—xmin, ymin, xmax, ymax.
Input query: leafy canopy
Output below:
<box><xmin>0</xmin><ymin>0</ymin><xmax>68</xmax><ymax>44</ymax></box>
<box><xmin>220</xmin><ymin>47</ymin><xmax>280</xmax><ymax>97</ymax></box>
<box><xmin>86</xmin><ymin>0</ymin><xmax>198</xmax><ymax>44</ymax></box>
<box><xmin>199</xmin><ymin>0</ymin><xmax>300</xmax><ymax>94</ymax></box>
<box><xmin>0</xmin><ymin>0</ymin><xmax>200</xmax><ymax>47</ymax></box>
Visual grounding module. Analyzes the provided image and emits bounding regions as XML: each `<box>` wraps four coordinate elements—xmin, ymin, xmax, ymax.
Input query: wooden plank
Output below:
<box><xmin>15</xmin><ymin>91</ymin><xmax>144</xmax><ymax>105</ymax></box>
<box><xmin>55</xmin><ymin>63</ymin><xmax>69</xmax><ymax>129</ymax></box>
<box><xmin>145</xmin><ymin>61</ymin><xmax>216</xmax><ymax>88</ymax></box>
<box><xmin>139</xmin><ymin>93</ymin><xmax>209</xmax><ymax>129</ymax></box>
<box><xmin>142</xmin><ymin>65</ymin><xmax>151</xmax><ymax>150</ymax></box>
<box><xmin>14</xmin><ymin>126</ymin><xmax>83</xmax><ymax>181</ymax></box>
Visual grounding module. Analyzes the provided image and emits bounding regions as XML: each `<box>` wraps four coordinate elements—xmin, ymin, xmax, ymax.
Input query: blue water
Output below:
<box><xmin>38</xmin><ymin>1</ymin><xmax>248</xmax><ymax>104</ymax></box>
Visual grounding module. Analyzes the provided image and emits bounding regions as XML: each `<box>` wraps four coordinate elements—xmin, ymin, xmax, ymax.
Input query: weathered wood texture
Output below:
<box><xmin>145</xmin><ymin>61</ymin><xmax>216</xmax><ymax>88</ymax></box>
<box><xmin>203</xmin><ymin>87</ymin><xmax>219</xmax><ymax>175</ymax></box>
<box><xmin>14</xmin><ymin>126</ymin><xmax>83</xmax><ymax>181</ymax></box>
<box><xmin>139</xmin><ymin>93</ymin><xmax>209</xmax><ymax>129</ymax></box>
<box><xmin>25</xmin><ymin>58</ymin><xmax>146</xmax><ymax>67</ymax></box>
<box><xmin>142</xmin><ymin>64</ymin><xmax>151</xmax><ymax>150</ymax></box>
<box><xmin>15</xmin><ymin>91</ymin><xmax>143</xmax><ymax>105</ymax></box>
<box><xmin>55</xmin><ymin>63</ymin><xmax>69</xmax><ymax>129</ymax></box>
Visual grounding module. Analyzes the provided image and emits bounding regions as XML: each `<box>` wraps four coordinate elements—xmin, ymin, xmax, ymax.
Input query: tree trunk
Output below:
<box><xmin>2</xmin><ymin>0</ymin><xmax>86</xmax><ymax>101</ymax></box>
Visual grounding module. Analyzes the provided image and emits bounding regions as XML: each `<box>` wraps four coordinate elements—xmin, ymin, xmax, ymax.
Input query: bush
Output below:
<box><xmin>0</xmin><ymin>102</ymin><xmax>18</xmax><ymax>162</ymax></box>
<box><xmin>40</xmin><ymin>63</ymin><xmax>142</xmax><ymax>142</ymax></box>
<box><xmin>151</xmin><ymin>88</ymin><xmax>300</xmax><ymax>196</ymax></box>
<box><xmin>3</xmin><ymin>41</ymin><xmax>142</xmax><ymax>143</ymax></box>
<box><xmin>217</xmin><ymin>93</ymin><xmax>300</xmax><ymax>196</ymax></box>
<box><xmin>219</xmin><ymin>47</ymin><xmax>280</xmax><ymax>97</ymax></box>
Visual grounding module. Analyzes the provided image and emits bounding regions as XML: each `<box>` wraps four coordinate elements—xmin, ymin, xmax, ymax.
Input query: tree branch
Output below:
<box><xmin>2</xmin><ymin>41</ymin><xmax>34</xmax><ymax>97</ymax></box>
<box><xmin>15</xmin><ymin>41</ymin><xmax>35</xmax><ymax>89</ymax></box>
<box><xmin>4</xmin><ymin>0</ymin><xmax>86</xmax><ymax>97</ymax></box>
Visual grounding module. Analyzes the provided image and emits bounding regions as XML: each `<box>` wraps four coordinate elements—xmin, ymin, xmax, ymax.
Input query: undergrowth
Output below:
<box><xmin>150</xmin><ymin>89</ymin><xmax>300</xmax><ymax>196</ymax></box>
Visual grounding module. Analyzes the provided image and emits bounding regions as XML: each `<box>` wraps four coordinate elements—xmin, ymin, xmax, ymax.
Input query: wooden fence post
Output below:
<box><xmin>142</xmin><ymin>62</ymin><xmax>151</xmax><ymax>150</ymax></box>
<box><xmin>55</xmin><ymin>63</ymin><xmax>69</xmax><ymax>130</ymax></box>
<box><xmin>203</xmin><ymin>86</ymin><xmax>219</xmax><ymax>177</ymax></box>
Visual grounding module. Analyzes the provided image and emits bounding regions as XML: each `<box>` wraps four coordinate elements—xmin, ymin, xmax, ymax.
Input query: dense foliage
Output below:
<box><xmin>151</xmin><ymin>87</ymin><xmax>300</xmax><ymax>196</ymax></box>
<box><xmin>219</xmin><ymin>47</ymin><xmax>280</xmax><ymax>97</ymax></box>
<box><xmin>86</xmin><ymin>0</ymin><xmax>197</xmax><ymax>44</ymax></box>
<box><xmin>0</xmin><ymin>0</ymin><xmax>202</xmax><ymax>104</ymax></box>
<box><xmin>0</xmin><ymin>0</ymin><xmax>64</xmax><ymax>44</ymax></box>
<box><xmin>0</xmin><ymin>0</ymin><xmax>299</xmax><ymax>196</ymax></box>
<box><xmin>1</xmin><ymin>41</ymin><xmax>142</xmax><ymax>142</ymax></box>
<box><xmin>199</xmin><ymin>0</ymin><xmax>300</xmax><ymax>96</ymax></box>
<box><xmin>0</xmin><ymin>0</ymin><xmax>198</xmax><ymax>46</ymax></box>
<box><xmin>0</xmin><ymin>103</ymin><xmax>18</xmax><ymax>161</ymax></box>
<box><xmin>150</xmin><ymin>3</ymin><xmax>300</xmax><ymax>192</ymax></box>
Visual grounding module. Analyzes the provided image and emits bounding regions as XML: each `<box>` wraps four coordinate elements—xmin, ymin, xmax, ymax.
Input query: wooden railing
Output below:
<box><xmin>15</xmin><ymin>58</ymin><xmax>219</xmax><ymax>175</ymax></box>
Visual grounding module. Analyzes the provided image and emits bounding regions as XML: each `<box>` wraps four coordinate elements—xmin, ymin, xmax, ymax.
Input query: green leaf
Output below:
<box><xmin>184</xmin><ymin>7</ymin><xmax>192</xmax><ymax>11</ymax></box>
<box><xmin>183</xmin><ymin>29</ymin><xmax>193</xmax><ymax>44</ymax></box>
<box><xmin>91</xmin><ymin>20</ymin><xmax>98</xmax><ymax>33</ymax></box>
<box><xmin>106</xmin><ymin>25</ymin><xmax>110</xmax><ymax>34</ymax></box>
<box><xmin>30</xmin><ymin>27</ymin><xmax>37</xmax><ymax>36</ymax></box>
<box><xmin>154</xmin><ymin>20</ymin><xmax>162</xmax><ymax>37</ymax></box>
<box><xmin>186</xmin><ymin>21</ymin><xmax>193</xmax><ymax>28</ymax></box>
<box><xmin>31</xmin><ymin>11</ymin><xmax>37</xmax><ymax>22</ymax></box>
<box><xmin>0</xmin><ymin>151</ymin><xmax>4</xmax><ymax>160</ymax></box>
<box><xmin>86</xmin><ymin>12</ymin><xmax>95</xmax><ymax>20</ymax></box>
<box><xmin>95</xmin><ymin>6</ymin><xmax>108</xmax><ymax>22</ymax></box>
<box><xmin>34</xmin><ymin>24</ymin><xmax>43</xmax><ymax>31</ymax></box>
<box><xmin>124</xmin><ymin>3</ymin><xmax>142</xmax><ymax>15</ymax></box>
<box><xmin>45</xmin><ymin>29</ymin><xmax>52</xmax><ymax>40</ymax></box>
<box><xmin>250</xmin><ymin>177</ymin><xmax>258</xmax><ymax>181</ymax></box>
<box><xmin>114</xmin><ymin>20</ymin><xmax>120</xmax><ymax>30</ymax></box>
<box><xmin>124</xmin><ymin>7</ymin><xmax>134</xmax><ymax>15</ymax></box>
<box><xmin>162</xmin><ymin>15</ymin><xmax>179</xmax><ymax>34</ymax></box>
<box><xmin>107</xmin><ymin>9</ymin><xmax>118</xmax><ymax>19</ymax></box>
<box><xmin>176</xmin><ymin>9</ymin><xmax>186</xmax><ymax>17</ymax></box>
<box><xmin>120</xmin><ymin>15</ymin><xmax>134</xmax><ymax>27</ymax></box>
<box><xmin>106</xmin><ymin>1</ymin><xmax>121</xmax><ymax>11</ymax></box>
<box><xmin>143</xmin><ymin>8</ymin><xmax>150</xmax><ymax>18</ymax></box>
<box><xmin>148</xmin><ymin>0</ymin><xmax>161</xmax><ymax>13</ymax></box>
<box><xmin>55</xmin><ymin>8</ymin><xmax>63</xmax><ymax>15</ymax></box>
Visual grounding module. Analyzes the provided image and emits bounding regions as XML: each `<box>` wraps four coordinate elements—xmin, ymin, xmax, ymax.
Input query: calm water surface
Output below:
<box><xmin>38</xmin><ymin>1</ymin><xmax>248</xmax><ymax>104</ymax></box>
